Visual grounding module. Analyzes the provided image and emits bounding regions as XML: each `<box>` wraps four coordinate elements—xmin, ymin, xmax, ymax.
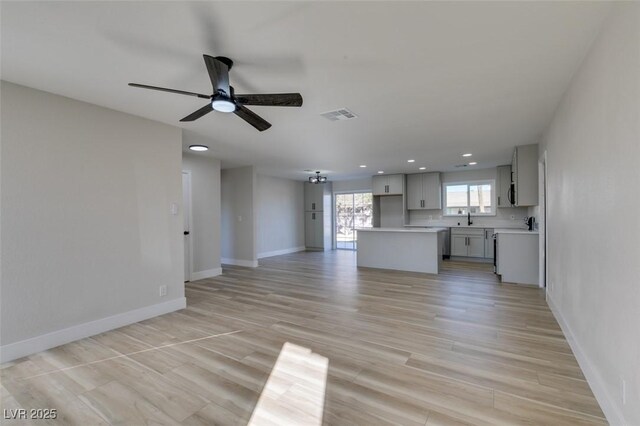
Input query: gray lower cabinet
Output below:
<box><xmin>304</xmin><ymin>182</ymin><xmax>332</xmax><ymax>250</ymax></box>
<box><xmin>450</xmin><ymin>228</ymin><xmax>491</xmax><ymax>258</ymax></box>
<box><xmin>305</xmin><ymin>211</ymin><xmax>324</xmax><ymax>248</ymax></box>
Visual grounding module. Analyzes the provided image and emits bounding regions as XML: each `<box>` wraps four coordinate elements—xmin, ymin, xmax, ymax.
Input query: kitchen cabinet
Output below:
<box><xmin>496</xmin><ymin>230</ymin><xmax>539</xmax><ymax>285</ymax></box>
<box><xmin>496</xmin><ymin>165</ymin><xmax>513</xmax><ymax>207</ymax></box>
<box><xmin>406</xmin><ymin>172</ymin><xmax>442</xmax><ymax>210</ymax></box>
<box><xmin>450</xmin><ymin>228</ymin><xmax>485</xmax><ymax>258</ymax></box>
<box><xmin>304</xmin><ymin>182</ymin><xmax>332</xmax><ymax>250</ymax></box>
<box><xmin>372</xmin><ymin>174</ymin><xmax>404</xmax><ymax>196</ymax></box>
<box><xmin>305</xmin><ymin>211</ymin><xmax>324</xmax><ymax>248</ymax></box>
<box><xmin>511</xmin><ymin>144</ymin><xmax>538</xmax><ymax>206</ymax></box>
<box><xmin>304</xmin><ymin>183</ymin><xmax>325</xmax><ymax>211</ymax></box>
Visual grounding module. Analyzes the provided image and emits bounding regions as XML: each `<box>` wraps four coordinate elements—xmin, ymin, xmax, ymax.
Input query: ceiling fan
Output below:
<box><xmin>129</xmin><ymin>55</ymin><xmax>303</xmax><ymax>131</ymax></box>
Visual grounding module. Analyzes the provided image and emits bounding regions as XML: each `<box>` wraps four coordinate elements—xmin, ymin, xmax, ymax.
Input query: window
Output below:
<box><xmin>443</xmin><ymin>181</ymin><xmax>494</xmax><ymax>216</ymax></box>
<box><xmin>335</xmin><ymin>192</ymin><xmax>373</xmax><ymax>250</ymax></box>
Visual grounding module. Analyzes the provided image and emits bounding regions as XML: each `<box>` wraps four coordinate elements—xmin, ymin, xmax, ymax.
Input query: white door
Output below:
<box><xmin>182</xmin><ymin>171</ymin><xmax>192</xmax><ymax>282</ymax></box>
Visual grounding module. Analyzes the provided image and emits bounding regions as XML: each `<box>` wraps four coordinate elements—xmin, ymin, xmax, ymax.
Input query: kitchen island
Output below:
<box><xmin>356</xmin><ymin>227</ymin><xmax>448</xmax><ymax>274</ymax></box>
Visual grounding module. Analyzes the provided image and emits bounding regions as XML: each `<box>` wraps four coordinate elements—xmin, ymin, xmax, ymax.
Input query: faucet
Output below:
<box><xmin>468</xmin><ymin>212</ymin><xmax>473</xmax><ymax>226</ymax></box>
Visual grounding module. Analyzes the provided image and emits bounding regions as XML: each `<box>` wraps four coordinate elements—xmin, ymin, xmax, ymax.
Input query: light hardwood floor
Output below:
<box><xmin>1</xmin><ymin>251</ymin><xmax>606</xmax><ymax>425</ymax></box>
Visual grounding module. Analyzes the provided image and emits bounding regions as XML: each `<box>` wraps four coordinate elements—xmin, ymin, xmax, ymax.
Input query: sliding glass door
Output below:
<box><xmin>335</xmin><ymin>192</ymin><xmax>373</xmax><ymax>250</ymax></box>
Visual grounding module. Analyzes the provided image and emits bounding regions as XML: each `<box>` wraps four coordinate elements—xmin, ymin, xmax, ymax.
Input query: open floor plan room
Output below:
<box><xmin>2</xmin><ymin>1</ymin><xmax>639</xmax><ymax>425</ymax></box>
<box><xmin>2</xmin><ymin>253</ymin><xmax>605</xmax><ymax>425</ymax></box>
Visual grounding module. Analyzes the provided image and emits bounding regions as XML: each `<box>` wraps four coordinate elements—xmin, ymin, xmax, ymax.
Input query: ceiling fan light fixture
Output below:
<box><xmin>211</xmin><ymin>98</ymin><xmax>236</xmax><ymax>113</ymax></box>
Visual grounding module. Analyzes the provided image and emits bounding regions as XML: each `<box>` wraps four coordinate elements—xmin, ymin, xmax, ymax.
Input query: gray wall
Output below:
<box><xmin>256</xmin><ymin>175</ymin><xmax>305</xmax><ymax>258</ymax></box>
<box><xmin>182</xmin><ymin>151</ymin><xmax>221</xmax><ymax>276</ymax></box>
<box><xmin>1</xmin><ymin>82</ymin><xmax>184</xmax><ymax>347</ymax></box>
<box><xmin>541</xmin><ymin>3</ymin><xmax>639</xmax><ymax>424</ymax></box>
<box><xmin>221</xmin><ymin>166</ymin><xmax>257</xmax><ymax>265</ymax></box>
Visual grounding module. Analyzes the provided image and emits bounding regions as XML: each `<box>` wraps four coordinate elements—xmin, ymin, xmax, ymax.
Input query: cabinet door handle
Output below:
<box><xmin>498</xmin><ymin>196</ymin><xmax>500</xmax><ymax>205</ymax></box>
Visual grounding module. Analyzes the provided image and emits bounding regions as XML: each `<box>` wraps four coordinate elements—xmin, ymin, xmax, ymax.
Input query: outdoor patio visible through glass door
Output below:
<box><xmin>335</xmin><ymin>192</ymin><xmax>373</xmax><ymax>250</ymax></box>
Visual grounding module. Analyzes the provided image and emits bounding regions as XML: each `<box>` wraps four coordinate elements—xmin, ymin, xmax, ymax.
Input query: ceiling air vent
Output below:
<box><xmin>454</xmin><ymin>164</ymin><xmax>468</xmax><ymax>168</ymax></box>
<box><xmin>321</xmin><ymin>108</ymin><xmax>358</xmax><ymax>121</ymax></box>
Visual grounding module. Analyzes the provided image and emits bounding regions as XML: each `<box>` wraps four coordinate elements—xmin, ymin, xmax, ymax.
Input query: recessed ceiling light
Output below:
<box><xmin>407</xmin><ymin>159</ymin><xmax>415</xmax><ymax>163</ymax></box>
<box><xmin>462</xmin><ymin>153</ymin><xmax>473</xmax><ymax>157</ymax></box>
<box><xmin>359</xmin><ymin>165</ymin><xmax>367</xmax><ymax>168</ymax></box>
<box><xmin>189</xmin><ymin>145</ymin><xmax>209</xmax><ymax>152</ymax></box>
<box><xmin>419</xmin><ymin>167</ymin><xmax>426</xmax><ymax>170</ymax></box>
<box><xmin>377</xmin><ymin>171</ymin><xmax>384</xmax><ymax>174</ymax></box>
<box><xmin>469</xmin><ymin>162</ymin><xmax>477</xmax><ymax>165</ymax></box>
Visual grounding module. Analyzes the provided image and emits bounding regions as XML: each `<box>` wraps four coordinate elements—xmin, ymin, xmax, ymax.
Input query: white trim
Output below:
<box><xmin>221</xmin><ymin>258</ymin><xmax>258</xmax><ymax>268</ymax></box>
<box><xmin>0</xmin><ymin>297</ymin><xmax>186</xmax><ymax>363</ymax></box>
<box><xmin>547</xmin><ymin>295</ymin><xmax>624</xmax><ymax>426</ymax></box>
<box><xmin>190</xmin><ymin>267</ymin><xmax>223</xmax><ymax>280</ymax></box>
<box><xmin>257</xmin><ymin>246</ymin><xmax>305</xmax><ymax>259</ymax></box>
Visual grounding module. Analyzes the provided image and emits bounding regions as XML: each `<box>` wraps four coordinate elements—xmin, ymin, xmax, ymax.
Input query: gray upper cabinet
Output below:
<box><xmin>304</xmin><ymin>183</ymin><xmax>324</xmax><ymax>211</ymax></box>
<box><xmin>497</xmin><ymin>165</ymin><xmax>513</xmax><ymax>207</ymax></box>
<box><xmin>406</xmin><ymin>174</ymin><xmax>423</xmax><ymax>210</ymax></box>
<box><xmin>372</xmin><ymin>174</ymin><xmax>404</xmax><ymax>196</ymax></box>
<box><xmin>406</xmin><ymin>172</ymin><xmax>442</xmax><ymax>210</ymax></box>
<box><xmin>512</xmin><ymin>144</ymin><xmax>538</xmax><ymax>206</ymax></box>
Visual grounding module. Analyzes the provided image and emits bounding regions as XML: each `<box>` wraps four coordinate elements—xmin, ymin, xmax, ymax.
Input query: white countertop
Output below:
<box><xmin>357</xmin><ymin>227</ymin><xmax>448</xmax><ymax>233</ymax></box>
<box><xmin>494</xmin><ymin>228</ymin><xmax>539</xmax><ymax>235</ymax></box>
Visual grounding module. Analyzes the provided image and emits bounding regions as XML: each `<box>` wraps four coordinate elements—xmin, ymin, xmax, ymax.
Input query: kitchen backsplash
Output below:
<box><xmin>408</xmin><ymin>207</ymin><xmax>531</xmax><ymax>228</ymax></box>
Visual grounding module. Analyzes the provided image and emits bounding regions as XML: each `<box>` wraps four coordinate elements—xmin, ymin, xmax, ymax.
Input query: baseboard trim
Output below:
<box><xmin>221</xmin><ymin>258</ymin><xmax>258</xmax><ymax>268</ymax></box>
<box><xmin>257</xmin><ymin>246</ymin><xmax>305</xmax><ymax>259</ymax></box>
<box><xmin>547</xmin><ymin>294</ymin><xmax>624</xmax><ymax>426</ymax></box>
<box><xmin>0</xmin><ymin>297</ymin><xmax>186</xmax><ymax>363</ymax></box>
<box><xmin>190</xmin><ymin>267</ymin><xmax>223</xmax><ymax>281</ymax></box>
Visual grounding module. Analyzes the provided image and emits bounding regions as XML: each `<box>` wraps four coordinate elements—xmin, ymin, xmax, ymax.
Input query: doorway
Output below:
<box><xmin>182</xmin><ymin>171</ymin><xmax>192</xmax><ymax>282</ymax></box>
<box><xmin>334</xmin><ymin>192</ymin><xmax>373</xmax><ymax>250</ymax></box>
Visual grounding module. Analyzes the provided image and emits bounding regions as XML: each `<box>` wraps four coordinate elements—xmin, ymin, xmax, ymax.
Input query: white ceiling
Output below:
<box><xmin>1</xmin><ymin>1</ymin><xmax>611</xmax><ymax>180</ymax></box>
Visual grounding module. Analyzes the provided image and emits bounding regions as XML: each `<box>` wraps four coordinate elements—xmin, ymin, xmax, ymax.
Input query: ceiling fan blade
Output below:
<box><xmin>234</xmin><ymin>104</ymin><xmax>272</xmax><ymax>131</ymax></box>
<box><xmin>128</xmin><ymin>83</ymin><xmax>210</xmax><ymax>99</ymax></box>
<box><xmin>234</xmin><ymin>93</ymin><xmax>303</xmax><ymax>107</ymax></box>
<box><xmin>203</xmin><ymin>54</ymin><xmax>230</xmax><ymax>95</ymax></box>
<box><xmin>180</xmin><ymin>104</ymin><xmax>214</xmax><ymax>122</ymax></box>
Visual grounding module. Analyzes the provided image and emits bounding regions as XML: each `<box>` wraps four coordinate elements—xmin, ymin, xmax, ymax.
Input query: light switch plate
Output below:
<box><xmin>170</xmin><ymin>203</ymin><xmax>179</xmax><ymax>215</ymax></box>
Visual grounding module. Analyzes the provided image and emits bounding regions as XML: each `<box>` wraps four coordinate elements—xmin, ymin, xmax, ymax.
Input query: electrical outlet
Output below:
<box><xmin>159</xmin><ymin>285</ymin><xmax>167</xmax><ymax>297</ymax></box>
<box><xmin>622</xmin><ymin>378</ymin><xmax>627</xmax><ymax>405</ymax></box>
<box><xmin>238</xmin><ymin>215</ymin><xmax>243</xmax><ymax>222</ymax></box>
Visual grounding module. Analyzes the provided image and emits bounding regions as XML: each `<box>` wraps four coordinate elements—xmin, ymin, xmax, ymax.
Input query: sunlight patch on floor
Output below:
<box><xmin>248</xmin><ymin>342</ymin><xmax>328</xmax><ymax>426</ymax></box>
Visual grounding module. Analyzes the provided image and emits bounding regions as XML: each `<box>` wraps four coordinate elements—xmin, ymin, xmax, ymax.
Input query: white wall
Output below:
<box><xmin>541</xmin><ymin>3</ymin><xmax>640</xmax><ymax>424</ymax></box>
<box><xmin>182</xmin><ymin>151</ymin><xmax>221</xmax><ymax>279</ymax></box>
<box><xmin>332</xmin><ymin>177</ymin><xmax>372</xmax><ymax>193</ymax></box>
<box><xmin>256</xmin><ymin>175</ymin><xmax>305</xmax><ymax>258</ymax></box>
<box><xmin>221</xmin><ymin>166</ymin><xmax>257</xmax><ymax>266</ymax></box>
<box><xmin>0</xmin><ymin>82</ymin><xmax>184</xmax><ymax>361</ymax></box>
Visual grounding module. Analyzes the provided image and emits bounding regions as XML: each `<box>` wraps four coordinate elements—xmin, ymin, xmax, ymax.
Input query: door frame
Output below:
<box><xmin>182</xmin><ymin>170</ymin><xmax>194</xmax><ymax>282</ymax></box>
<box><xmin>538</xmin><ymin>151</ymin><xmax>548</xmax><ymax>289</ymax></box>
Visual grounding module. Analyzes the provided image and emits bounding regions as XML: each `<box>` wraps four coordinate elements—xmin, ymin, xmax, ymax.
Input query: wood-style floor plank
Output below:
<box><xmin>1</xmin><ymin>251</ymin><xmax>606</xmax><ymax>425</ymax></box>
